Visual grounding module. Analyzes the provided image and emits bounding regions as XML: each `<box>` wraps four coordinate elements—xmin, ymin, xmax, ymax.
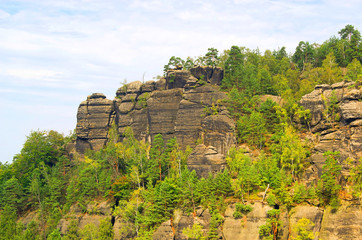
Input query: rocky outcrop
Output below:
<box><xmin>300</xmin><ymin>81</ymin><xmax>361</xmax><ymax>129</ymax></box>
<box><xmin>75</xmin><ymin>93</ymin><xmax>115</xmax><ymax>153</ymax></box>
<box><xmin>75</xmin><ymin>67</ymin><xmax>235</xmax><ymax>177</ymax></box>
<box><xmin>300</xmin><ymin>81</ymin><xmax>362</xmax><ymax>180</ymax></box>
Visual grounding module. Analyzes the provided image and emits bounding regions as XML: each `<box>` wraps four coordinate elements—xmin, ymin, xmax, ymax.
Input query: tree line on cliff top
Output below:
<box><xmin>0</xmin><ymin>25</ymin><xmax>362</xmax><ymax>240</ymax></box>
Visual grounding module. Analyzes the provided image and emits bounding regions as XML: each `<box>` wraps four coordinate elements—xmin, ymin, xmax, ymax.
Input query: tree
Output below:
<box><xmin>318</xmin><ymin>151</ymin><xmax>342</xmax><ymax>208</ymax></box>
<box><xmin>64</xmin><ymin>220</ymin><xmax>79</xmax><ymax>240</ymax></box>
<box><xmin>1</xmin><ymin>176</ymin><xmax>25</xmax><ymax>211</ymax></box>
<box><xmin>339</xmin><ymin>24</ymin><xmax>356</xmax><ymax>42</ymax></box>
<box><xmin>148</xmin><ymin>134</ymin><xmax>165</xmax><ymax>183</ymax></box>
<box><xmin>47</xmin><ymin>229</ymin><xmax>62</xmax><ymax>240</ymax></box>
<box><xmin>273</xmin><ymin>46</ymin><xmax>288</xmax><ymax>61</ymax></box>
<box><xmin>272</xmin><ymin>125</ymin><xmax>309</xmax><ymax>181</ymax></box>
<box><xmin>338</xmin><ymin>25</ymin><xmax>362</xmax><ymax>63</ymax></box>
<box><xmin>259</xmin><ymin>209</ymin><xmax>282</xmax><ymax>240</ymax></box>
<box><xmin>178</xmin><ymin>169</ymin><xmax>200</xmax><ymax>215</ymax></box>
<box><xmin>0</xmin><ymin>205</ymin><xmax>21</xmax><ymax>239</ymax></box>
<box><xmin>293</xmin><ymin>41</ymin><xmax>315</xmax><ymax>70</ymax></box>
<box><xmin>23</xmin><ymin>220</ymin><xmax>40</xmax><ymax>240</ymax></box>
<box><xmin>320</xmin><ymin>52</ymin><xmax>342</xmax><ymax>84</ymax></box>
<box><xmin>163</xmin><ymin>56</ymin><xmax>185</xmax><ymax>74</ymax></box>
<box><xmin>237</xmin><ymin>111</ymin><xmax>267</xmax><ymax>149</ymax></box>
<box><xmin>204</xmin><ymin>48</ymin><xmax>219</xmax><ymax>66</ymax></box>
<box><xmin>348</xmin><ymin>158</ymin><xmax>362</xmax><ymax>202</ymax></box>
<box><xmin>346</xmin><ymin>58</ymin><xmax>362</xmax><ymax>81</ymax></box>
<box><xmin>11</xmin><ymin>131</ymin><xmax>64</xmax><ymax>189</ymax></box>
<box><xmin>222</xmin><ymin>45</ymin><xmax>244</xmax><ymax>89</ymax></box>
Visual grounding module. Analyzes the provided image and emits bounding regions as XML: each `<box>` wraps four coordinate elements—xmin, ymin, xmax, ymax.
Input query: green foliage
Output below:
<box><xmin>0</xmin><ymin>205</ymin><xmax>21</xmax><ymax>240</ymax></box>
<box><xmin>64</xmin><ymin>220</ymin><xmax>79</xmax><ymax>240</ymax></box>
<box><xmin>1</xmin><ymin>176</ymin><xmax>25</xmax><ymax>211</ymax></box>
<box><xmin>23</xmin><ymin>220</ymin><xmax>40</xmax><ymax>240</ymax></box>
<box><xmin>259</xmin><ymin>209</ymin><xmax>282</xmax><ymax>240</ymax></box>
<box><xmin>266</xmin><ymin>193</ymin><xmax>277</xmax><ymax>207</ymax></box>
<box><xmin>349</xmin><ymin>158</ymin><xmax>362</xmax><ymax>201</ymax></box>
<box><xmin>204</xmin><ymin>47</ymin><xmax>219</xmax><ymax>67</ymax></box>
<box><xmin>47</xmin><ymin>229</ymin><xmax>62</xmax><ymax>240</ymax></box>
<box><xmin>292</xmin><ymin>218</ymin><xmax>315</xmax><ymax>240</ymax></box>
<box><xmin>271</xmin><ymin>125</ymin><xmax>310</xmax><ymax>180</ymax></box>
<box><xmin>182</xmin><ymin>222</ymin><xmax>205</xmax><ymax>240</ymax></box>
<box><xmin>98</xmin><ymin>219</ymin><xmax>114</xmax><ymax>240</ymax></box>
<box><xmin>233</xmin><ymin>203</ymin><xmax>253</xmax><ymax>218</ymax></box>
<box><xmin>207</xmin><ymin>212</ymin><xmax>223</xmax><ymax>240</ymax></box>
<box><xmin>237</xmin><ymin>111</ymin><xmax>267</xmax><ymax>149</ymax></box>
<box><xmin>318</xmin><ymin>151</ymin><xmax>342</xmax><ymax>208</ymax></box>
<box><xmin>346</xmin><ymin>58</ymin><xmax>362</xmax><ymax>82</ymax></box>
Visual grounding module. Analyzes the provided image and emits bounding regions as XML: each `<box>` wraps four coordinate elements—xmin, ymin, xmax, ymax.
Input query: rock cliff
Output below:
<box><xmin>75</xmin><ymin>66</ymin><xmax>235</xmax><ymax>177</ymax></box>
<box><xmin>300</xmin><ymin>81</ymin><xmax>362</xmax><ymax>183</ymax></box>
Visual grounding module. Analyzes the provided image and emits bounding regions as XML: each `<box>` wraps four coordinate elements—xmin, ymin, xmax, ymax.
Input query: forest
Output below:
<box><xmin>0</xmin><ymin>25</ymin><xmax>361</xmax><ymax>240</ymax></box>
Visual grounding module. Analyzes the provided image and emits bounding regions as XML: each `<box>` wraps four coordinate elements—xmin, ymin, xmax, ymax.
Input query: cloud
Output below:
<box><xmin>0</xmin><ymin>0</ymin><xmax>361</xmax><ymax>163</ymax></box>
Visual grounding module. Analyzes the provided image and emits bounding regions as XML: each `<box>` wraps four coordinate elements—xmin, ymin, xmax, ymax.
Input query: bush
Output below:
<box><xmin>233</xmin><ymin>203</ymin><xmax>253</xmax><ymax>218</ymax></box>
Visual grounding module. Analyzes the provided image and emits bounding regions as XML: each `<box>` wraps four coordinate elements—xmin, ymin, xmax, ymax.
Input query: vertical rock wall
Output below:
<box><xmin>75</xmin><ymin>66</ymin><xmax>236</xmax><ymax>177</ymax></box>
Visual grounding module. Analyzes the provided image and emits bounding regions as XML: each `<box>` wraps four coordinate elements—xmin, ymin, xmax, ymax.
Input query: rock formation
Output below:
<box><xmin>300</xmin><ymin>81</ymin><xmax>362</xmax><ymax>181</ymax></box>
<box><xmin>75</xmin><ymin>66</ymin><xmax>235</xmax><ymax>177</ymax></box>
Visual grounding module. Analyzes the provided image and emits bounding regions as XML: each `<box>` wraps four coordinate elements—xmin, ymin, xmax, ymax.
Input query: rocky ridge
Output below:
<box><xmin>75</xmin><ymin>66</ymin><xmax>235</xmax><ymax>177</ymax></box>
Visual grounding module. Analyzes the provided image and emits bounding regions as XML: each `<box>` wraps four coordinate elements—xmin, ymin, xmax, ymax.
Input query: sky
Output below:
<box><xmin>0</xmin><ymin>0</ymin><xmax>361</xmax><ymax>164</ymax></box>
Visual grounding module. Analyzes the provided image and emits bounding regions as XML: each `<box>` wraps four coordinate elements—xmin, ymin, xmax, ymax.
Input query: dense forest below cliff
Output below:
<box><xmin>0</xmin><ymin>25</ymin><xmax>361</xmax><ymax>240</ymax></box>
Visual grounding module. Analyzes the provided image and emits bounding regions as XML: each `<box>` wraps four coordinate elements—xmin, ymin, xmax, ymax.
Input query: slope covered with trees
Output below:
<box><xmin>0</xmin><ymin>25</ymin><xmax>361</xmax><ymax>240</ymax></box>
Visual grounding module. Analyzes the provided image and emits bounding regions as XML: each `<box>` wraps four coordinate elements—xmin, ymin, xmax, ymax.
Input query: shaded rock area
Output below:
<box><xmin>75</xmin><ymin>67</ymin><xmax>235</xmax><ymax>177</ymax></box>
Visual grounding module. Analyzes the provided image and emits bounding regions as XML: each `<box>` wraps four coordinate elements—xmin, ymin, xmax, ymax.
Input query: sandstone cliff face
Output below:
<box><xmin>75</xmin><ymin>93</ymin><xmax>115</xmax><ymax>154</ymax></box>
<box><xmin>300</xmin><ymin>81</ymin><xmax>362</xmax><ymax>182</ymax></box>
<box><xmin>75</xmin><ymin>66</ymin><xmax>236</xmax><ymax>177</ymax></box>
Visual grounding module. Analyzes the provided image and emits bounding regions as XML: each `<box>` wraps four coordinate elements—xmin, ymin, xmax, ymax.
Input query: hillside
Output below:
<box><xmin>0</xmin><ymin>25</ymin><xmax>361</xmax><ymax>240</ymax></box>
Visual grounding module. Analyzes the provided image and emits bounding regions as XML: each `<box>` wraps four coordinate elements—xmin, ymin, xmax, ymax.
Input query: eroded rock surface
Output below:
<box><xmin>319</xmin><ymin>205</ymin><xmax>362</xmax><ymax>240</ymax></box>
<box><xmin>75</xmin><ymin>93</ymin><xmax>115</xmax><ymax>153</ymax></box>
<box><xmin>300</xmin><ymin>82</ymin><xmax>362</xmax><ymax>181</ymax></box>
<box><xmin>75</xmin><ymin>67</ymin><xmax>235</xmax><ymax>177</ymax></box>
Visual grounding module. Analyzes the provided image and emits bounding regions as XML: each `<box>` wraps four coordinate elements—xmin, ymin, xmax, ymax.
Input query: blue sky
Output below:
<box><xmin>1</xmin><ymin>0</ymin><xmax>361</xmax><ymax>163</ymax></box>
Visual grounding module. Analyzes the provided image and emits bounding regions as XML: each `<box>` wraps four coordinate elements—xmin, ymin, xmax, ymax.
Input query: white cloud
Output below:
<box><xmin>0</xmin><ymin>0</ymin><xmax>361</xmax><ymax>163</ymax></box>
<box><xmin>4</xmin><ymin>68</ymin><xmax>63</xmax><ymax>80</ymax></box>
